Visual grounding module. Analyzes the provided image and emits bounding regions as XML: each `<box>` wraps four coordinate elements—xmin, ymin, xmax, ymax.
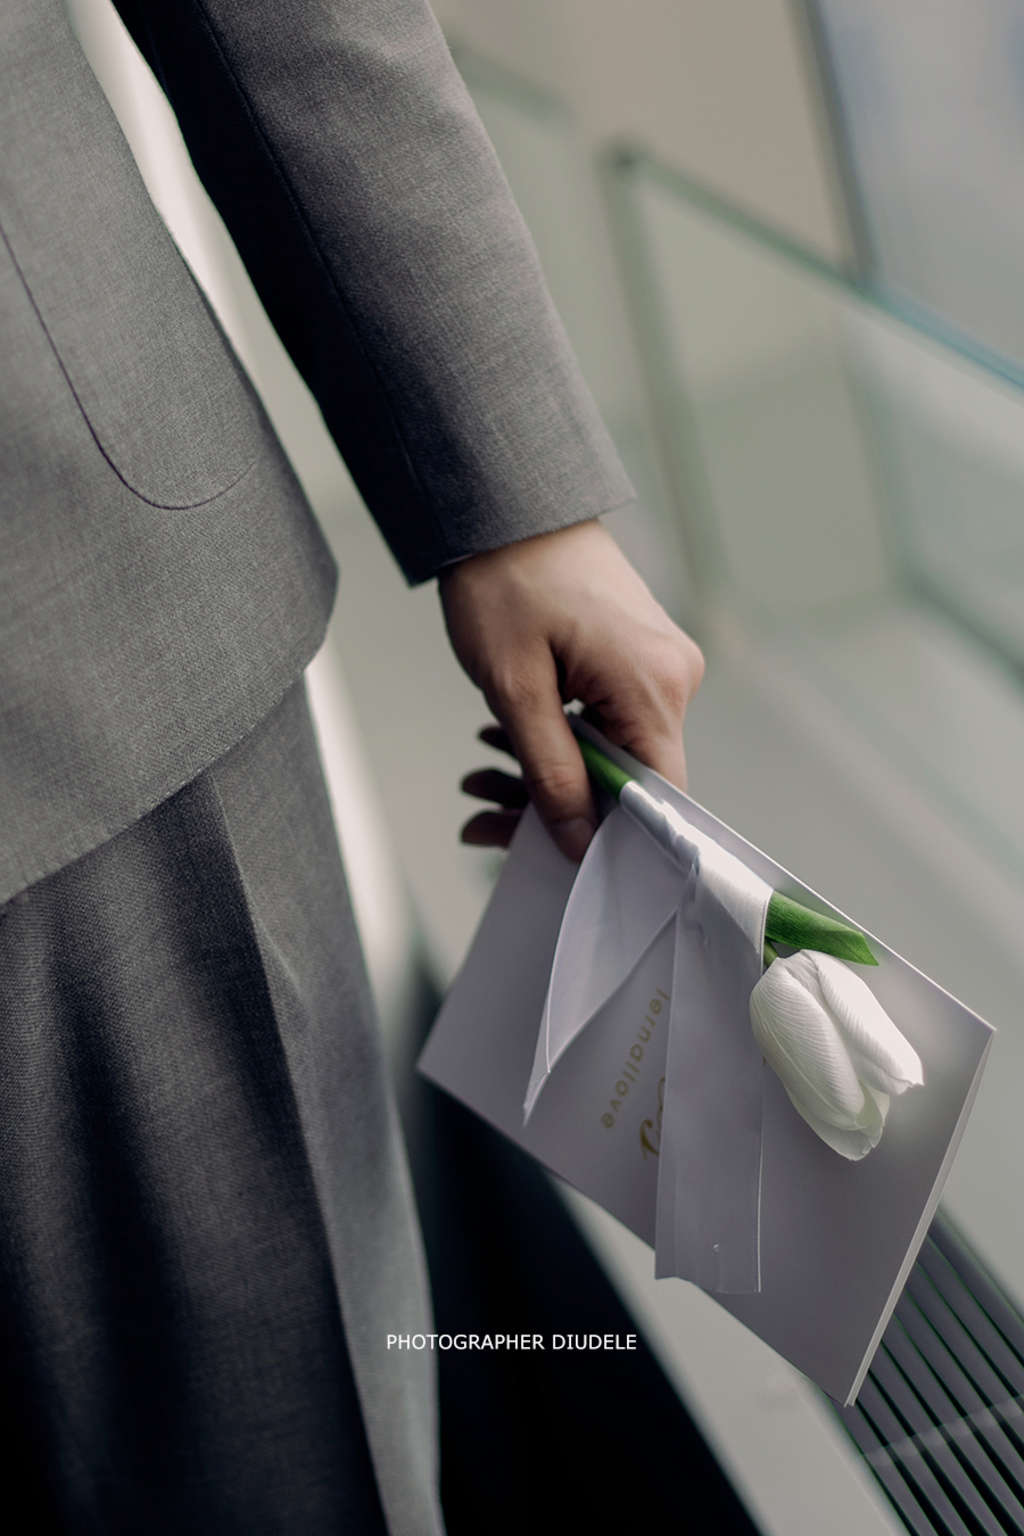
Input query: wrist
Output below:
<box><xmin>437</xmin><ymin>518</ymin><xmax>606</xmax><ymax>594</ymax></box>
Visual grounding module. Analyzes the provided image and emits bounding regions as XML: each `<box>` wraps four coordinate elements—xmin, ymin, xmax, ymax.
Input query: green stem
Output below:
<box><xmin>577</xmin><ymin>735</ymin><xmax>632</xmax><ymax>800</ymax></box>
<box><xmin>576</xmin><ymin>734</ymin><xmax>878</xmax><ymax>967</ymax></box>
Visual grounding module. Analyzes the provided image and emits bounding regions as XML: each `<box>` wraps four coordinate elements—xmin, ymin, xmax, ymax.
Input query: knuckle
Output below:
<box><xmin>688</xmin><ymin>637</ymin><xmax>707</xmax><ymax>687</ymax></box>
<box><xmin>529</xmin><ymin>761</ymin><xmax>584</xmax><ymax>810</ymax></box>
<box><xmin>485</xmin><ymin>663</ymin><xmax>541</xmax><ymax>715</ymax></box>
<box><xmin>654</xmin><ymin>631</ymin><xmax>705</xmax><ymax>706</ymax></box>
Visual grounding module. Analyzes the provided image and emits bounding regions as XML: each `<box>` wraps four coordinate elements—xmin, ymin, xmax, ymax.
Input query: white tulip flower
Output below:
<box><xmin>750</xmin><ymin>950</ymin><xmax>924</xmax><ymax>1160</ymax></box>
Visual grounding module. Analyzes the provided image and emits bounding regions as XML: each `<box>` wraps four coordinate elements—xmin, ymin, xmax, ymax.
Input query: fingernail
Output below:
<box><xmin>555</xmin><ymin>817</ymin><xmax>595</xmax><ymax>862</ymax></box>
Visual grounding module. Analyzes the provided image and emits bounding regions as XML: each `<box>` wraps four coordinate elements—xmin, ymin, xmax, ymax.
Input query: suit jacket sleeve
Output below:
<box><xmin>109</xmin><ymin>0</ymin><xmax>637</xmax><ymax>584</ymax></box>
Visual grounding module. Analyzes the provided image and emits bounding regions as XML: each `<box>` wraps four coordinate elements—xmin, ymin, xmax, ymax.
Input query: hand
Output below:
<box><xmin>438</xmin><ymin>520</ymin><xmax>705</xmax><ymax>861</ymax></box>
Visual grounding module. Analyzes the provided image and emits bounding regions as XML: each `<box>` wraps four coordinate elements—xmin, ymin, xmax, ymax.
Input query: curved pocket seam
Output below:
<box><xmin>2</xmin><ymin>221</ymin><xmax>261</xmax><ymax>511</ymax></box>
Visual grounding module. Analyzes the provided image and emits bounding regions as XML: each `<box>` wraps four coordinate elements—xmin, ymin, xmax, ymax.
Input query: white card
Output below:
<box><xmin>418</xmin><ymin>731</ymin><xmax>995</xmax><ymax>1403</ymax></box>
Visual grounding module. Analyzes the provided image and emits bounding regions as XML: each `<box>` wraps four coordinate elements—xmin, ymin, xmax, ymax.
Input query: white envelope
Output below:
<box><xmin>417</xmin><ymin>731</ymin><xmax>995</xmax><ymax>1403</ymax></box>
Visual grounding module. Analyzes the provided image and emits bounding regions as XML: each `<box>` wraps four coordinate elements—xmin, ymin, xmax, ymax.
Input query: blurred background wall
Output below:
<box><xmin>433</xmin><ymin>0</ymin><xmax>851</xmax><ymax>258</ymax></box>
<box><xmin>62</xmin><ymin>2</ymin><xmax>1024</xmax><ymax>1531</ymax></box>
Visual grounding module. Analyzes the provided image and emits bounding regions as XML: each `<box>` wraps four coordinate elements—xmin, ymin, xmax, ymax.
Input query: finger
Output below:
<box><xmin>578</xmin><ymin>699</ymin><xmax>688</xmax><ymax>789</ymax></box>
<box><xmin>600</xmin><ymin>721</ymin><xmax>687</xmax><ymax>792</ymax></box>
<box><xmin>477</xmin><ymin>723</ymin><xmax>516</xmax><ymax>759</ymax></box>
<box><xmin>460</xmin><ymin>768</ymin><xmax>528</xmax><ymax>808</ymax></box>
<box><xmin>491</xmin><ymin>655</ymin><xmax>597</xmax><ymax>862</ymax></box>
<box><xmin>631</xmin><ymin>729</ymin><xmax>687</xmax><ymax>792</ymax></box>
<box><xmin>581</xmin><ymin>659</ymin><xmax>695</xmax><ymax>791</ymax></box>
<box><xmin>623</xmin><ymin>637</ymin><xmax>704</xmax><ymax>790</ymax></box>
<box><xmin>460</xmin><ymin>808</ymin><xmax>523</xmax><ymax>848</ymax></box>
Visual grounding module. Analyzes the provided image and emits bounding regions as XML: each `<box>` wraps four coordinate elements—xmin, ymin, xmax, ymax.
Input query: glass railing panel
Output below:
<box><xmin>613</xmin><ymin>158</ymin><xmax>897</xmax><ymax>621</ymax></box>
<box><xmin>612</xmin><ymin>154</ymin><xmax>1024</xmax><ymax>872</ymax></box>
<box><xmin>845</xmin><ymin>306</ymin><xmax>1024</xmax><ymax>669</ymax></box>
<box><xmin>810</xmin><ymin>0</ymin><xmax>1024</xmax><ymax>373</ymax></box>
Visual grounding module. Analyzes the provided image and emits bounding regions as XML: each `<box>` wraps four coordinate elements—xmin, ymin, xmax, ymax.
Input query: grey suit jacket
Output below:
<box><xmin>1</xmin><ymin>0</ymin><xmax>635</xmax><ymax>909</ymax></box>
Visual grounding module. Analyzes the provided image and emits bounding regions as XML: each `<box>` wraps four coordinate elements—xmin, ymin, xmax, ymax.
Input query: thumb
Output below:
<box><xmin>492</xmin><ymin>656</ymin><xmax>597</xmax><ymax>862</ymax></box>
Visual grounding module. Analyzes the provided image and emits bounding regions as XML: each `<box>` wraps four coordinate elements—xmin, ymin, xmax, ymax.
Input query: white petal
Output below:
<box><xmin>780</xmin><ymin>1082</ymin><xmax>889</xmax><ymax>1161</ymax></box>
<box><xmin>804</xmin><ymin>952</ymin><xmax>924</xmax><ymax>1095</ymax></box>
<box><xmin>750</xmin><ymin>961</ymin><xmax>868</xmax><ymax>1130</ymax></box>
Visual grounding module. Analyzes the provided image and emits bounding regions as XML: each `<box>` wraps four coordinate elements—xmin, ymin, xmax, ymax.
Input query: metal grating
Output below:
<box><xmin>837</xmin><ymin>1217</ymin><xmax>1024</xmax><ymax>1535</ymax></box>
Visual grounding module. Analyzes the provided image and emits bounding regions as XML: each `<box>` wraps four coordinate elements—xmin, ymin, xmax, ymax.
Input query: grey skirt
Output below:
<box><xmin>0</xmin><ymin>680</ymin><xmax>443</xmax><ymax>1534</ymax></box>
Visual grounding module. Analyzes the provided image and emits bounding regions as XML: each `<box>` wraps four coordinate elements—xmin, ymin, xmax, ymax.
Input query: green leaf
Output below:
<box><xmin>766</xmin><ymin>892</ymin><xmax>877</xmax><ymax>965</ymax></box>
